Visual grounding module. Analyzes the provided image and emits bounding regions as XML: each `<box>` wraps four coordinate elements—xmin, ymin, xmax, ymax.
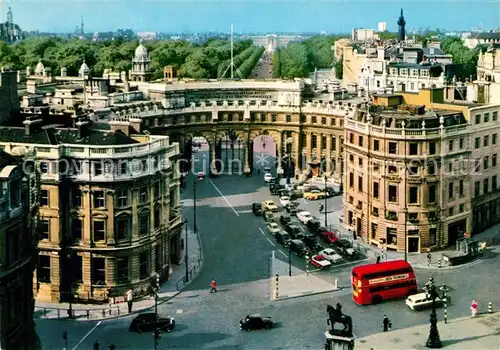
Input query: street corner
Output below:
<box><xmin>272</xmin><ymin>271</ymin><xmax>341</xmax><ymax>301</ymax></box>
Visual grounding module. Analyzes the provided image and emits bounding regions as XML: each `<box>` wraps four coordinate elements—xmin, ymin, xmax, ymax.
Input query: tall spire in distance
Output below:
<box><xmin>6</xmin><ymin>6</ymin><xmax>13</xmax><ymax>24</ymax></box>
<box><xmin>397</xmin><ymin>8</ymin><xmax>406</xmax><ymax>42</ymax></box>
<box><xmin>80</xmin><ymin>15</ymin><xmax>84</xmax><ymax>35</ymax></box>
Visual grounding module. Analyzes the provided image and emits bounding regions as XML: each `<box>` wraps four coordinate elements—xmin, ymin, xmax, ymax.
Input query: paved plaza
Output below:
<box><xmin>37</xmin><ymin>173</ymin><xmax>500</xmax><ymax>349</ymax></box>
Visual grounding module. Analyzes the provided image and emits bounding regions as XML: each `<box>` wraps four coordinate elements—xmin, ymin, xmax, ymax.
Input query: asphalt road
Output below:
<box><xmin>37</xmin><ymin>175</ymin><xmax>500</xmax><ymax>349</ymax></box>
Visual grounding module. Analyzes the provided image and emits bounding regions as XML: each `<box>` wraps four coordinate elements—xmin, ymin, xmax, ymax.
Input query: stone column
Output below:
<box><xmin>277</xmin><ymin>132</ymin><xmax>283</xmax><ymax>176</ymax></box>
<box><xmin>243</xmin><ymin>138</ymin><xmax>251</xmax><ymax>175</ymax></box>
<box><xmin>293</xmin><ymin>132</ymin><xmax>301</xmax><ymax>178</ymax></box>
<box><xmin>326</xmin><ymin>135</ymin><xmax>332</xmax><ymax>174</ymax></box>
<box><xmin>303</xmin><ymin>132</ymin><xmax>312</xmax><ymax>177</ymax></box>
<box><xmin>209</xmin><ymin>138</ymin><xmax>217</xmax><ymax>176</ymax></box>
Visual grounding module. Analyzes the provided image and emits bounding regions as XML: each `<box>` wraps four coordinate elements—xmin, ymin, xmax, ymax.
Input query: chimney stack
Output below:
<box><xmin>23</xmin><ymin>117</ymin><xmax>43</xmax><ymax>136</ymax></box>
<box><xmin>26</xmin><ymin>80</ymin><xmax>36</xmax><ymax>94</ymax></box>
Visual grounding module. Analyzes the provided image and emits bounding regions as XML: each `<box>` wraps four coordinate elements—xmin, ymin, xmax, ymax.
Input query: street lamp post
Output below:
<box><xmin>288</xmin><ymin>244</ymin><xmax>292</xmax><ymax>277</ymax></box>
<box><xmin>184</xmin><ymin>218</ymin><xmax>189</xmax><ymax>283</ymax></box>
<box><xmin>154</xmin><ymin>273</ymin><xmax>160</xmax><ymax>319</ymax></box>
<box><xmin>423</xmin><ymin>277</ymin><xmax>442</xmax><ymax>348</ymax></box>
<box><xmin>324</xmin><ymin>176</ymin><xmax>328</xmax><ymax>227</ymax></box>
<box><xmin>67</xmin><ymin>253</ymin><xmax>73</xmax><ymax>319</ymax></box>
<box><xmin>193</xmin><ymin>180</ymin><xmax>198</xmax><ymax>234</ymax></box>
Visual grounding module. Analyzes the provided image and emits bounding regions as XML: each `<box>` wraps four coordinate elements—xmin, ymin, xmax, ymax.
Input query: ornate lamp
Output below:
<box><xmin>424</xmin><ymin>277</ymin><xmax>442</xmax><ymax>348</ymax></box>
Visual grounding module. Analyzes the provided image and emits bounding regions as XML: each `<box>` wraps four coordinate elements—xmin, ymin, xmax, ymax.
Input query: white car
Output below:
<box><xmin>406</xmin><ymin>293</ymin><xmax>443</xmax><ymax>311</ymax></box>
<box><xmin>267</xmin><ymin>222</ymin><xmax>281</xmax><ymax>235</ymax></box>
<box><xmin>279</xmin><ymin>196</ymin><xmax>290</xmax><ymax>207</ymax></box>
<box><xmin>319</xmin><ymin>248</ymin><xmax>343</xmax><ymax>263</ymax></box>
<box><xmin>264</xmin><ymin>173</ymin><xmax>273</xmax><ymax>182</ymax></box>
<box><xmin>297</xmin><ymin>211</ymin><xmax>313</xmax><ymax>224</ymax></box>
<box><xmin>311</xmin><ymin>254</ymin><xmax>332</xmax><ymax>269</ymax></box>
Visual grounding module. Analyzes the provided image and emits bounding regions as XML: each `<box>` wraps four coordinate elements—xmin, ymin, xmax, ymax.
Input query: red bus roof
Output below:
<box><xmin>352</xmin><ymin>260</ymin><xmax>412</xmax><ymax>275</ymax></box>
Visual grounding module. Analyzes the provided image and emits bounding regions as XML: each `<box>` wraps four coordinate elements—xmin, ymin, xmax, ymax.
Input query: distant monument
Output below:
<box><xmin>324</xmin><ymin>303</ymin><xmax>356</xmax><ymax>350</ymax></box>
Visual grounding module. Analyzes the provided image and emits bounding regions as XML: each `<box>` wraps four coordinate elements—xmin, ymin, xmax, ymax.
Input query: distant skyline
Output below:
<box><xmin>4</xmin><ymin>0</ymin><xmax>500</xmax><ymax>34</ymax></box>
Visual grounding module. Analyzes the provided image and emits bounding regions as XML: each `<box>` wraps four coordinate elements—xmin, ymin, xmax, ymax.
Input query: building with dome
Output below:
<box><xmin>130</xmin><ymin>40</ymin><xmax>152</xmax><ymax>82</ymax></box>
<box><xmin>79</xmin><ymin>61</ymin><xmax>90</xmax><ymax>79</ymax></box>
<box><xmin>26</xmin><ymin>60</ymin><xmax>53</xmax><ymax>83</ymax></box>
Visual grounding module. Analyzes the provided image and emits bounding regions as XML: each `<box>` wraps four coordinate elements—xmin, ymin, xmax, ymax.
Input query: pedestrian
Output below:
<box><xmin>471</xmin><ymin>300</ymin><xmax>478</xmax><ymax>317</ymax></box>
<box><xmin>383</xmin><ymin>315</ymin><xmax>390</xmax><ymax>332</ymax></box>
<box><xmin>352</xmin><ymin>230</ymin><xmax>357</xmax><ymax>241</ymax></box>
<box><xmin>257</xmin><ymin>168</ymin><xmax>261</xmax><ymax>176</ymax></box>
<box><xmin>427</xmin><ymin>252</ymin><xmax>432</xmax><ymax>265</ymax></box>
<box><xmin>94</xmin><ymin>340</ymin><xmax>100</xmax><ymax>350</ymax></box>
<box><xmin>376</xmin><ymin>255</ymin><xmax>381</xmax><ymax>264</ymax></box>
<box><xmin>109</xmin><ymin>345</ymin><xmax>116</xmax><ymax>350</ymax></box>
<box><xmin>319</xmin><ymin>204</ymin><xmax>324</xmax><ymax>213</ymax></box>
<box><xmin>210</xmin><ymin>279</ymin><xmax>217</xmax><ymax>293</ymax></box>
<box><xmin>126</xmin><ymin>289</ymin><xmax>133</xmax><ymax>313</ymax></box>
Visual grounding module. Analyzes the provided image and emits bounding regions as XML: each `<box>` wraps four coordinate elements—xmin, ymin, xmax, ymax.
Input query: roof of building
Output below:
<box><xmin>0</xmin><ymin>126</ymin><xmax>139</xmax><ymax>146</ymax></box>
<box><xmin>0</xmin><ymin>149</ymin><xmax>17</xmax><ymax>170</ymax></box>
<box><xmin>473</xmin><ymin>32</ymin><xmax>500</xmax><ymax>40</ymax></box>
<box><xmin>388</xmin><ymin>62</ymin><xmax>444</xmax><ymax>72</ymax></box>
<box><xmin>34</xmin><ymin>60</ymin><xmax>45</xmax><ymax>73</ymax></box>
<box><xmin>135</xmin><ymin>40</ymin><xmax>149</xmax><ymax>59</ymax></box>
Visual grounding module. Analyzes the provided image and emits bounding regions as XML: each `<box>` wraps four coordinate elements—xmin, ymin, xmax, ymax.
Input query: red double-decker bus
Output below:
<box><xmin>351</xmin><ymin>260</ymin><xmax>418</xmax><ymax>305</ymax></box>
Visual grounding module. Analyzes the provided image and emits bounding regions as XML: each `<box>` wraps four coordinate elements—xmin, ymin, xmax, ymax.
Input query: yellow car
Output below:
<box><xmin>303</xmin><ymin>189</ymin><xmax>326</xmax><ymax>200</ymax></box>
<box><xmin>262</xmin><ymin>200</ymin><xmax>279</xmax><ymax>212</ymax></box>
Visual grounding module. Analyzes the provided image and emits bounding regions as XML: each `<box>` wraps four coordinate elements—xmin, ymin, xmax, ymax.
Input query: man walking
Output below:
<box><xmin>383</xmin><ymin>315</ymin><xmax>390</xmax><ymax>332</ymax></box>
<box><xmin>376</xmin><ymin>255</ymin><xmax>381</xmax><ymax>264</ymax></box>
<box><xmin>319</xmin><ymin>204</ymin><xmax>324</xmax><ymax>213</ymax></box>
<box><xmin>427</xmin><ymin>252</ymin><xmax>432</xmax><ymax>266</ymax></box>
<box><xmin>471</xmin><ymin>300</ymin><xmax>478</xmax><ymax>317</ymax></box>
<box><xmin>210</xmin><ymin>279</ymin><xmax>217</xmax><ymax>293</ymax></box>
<box><xmin>93</xmin><ymin>340</ymin><xmax>100</xmax><ymax>350</ymax></box>
<box><xmin>126</xmin><ymin>289</ymin><xmax>133</xmax><ymax>313</ymax></box>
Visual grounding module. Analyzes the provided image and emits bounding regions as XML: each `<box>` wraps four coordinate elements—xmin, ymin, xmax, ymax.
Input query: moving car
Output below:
<box><xmin>196</xmin><ymin>172</ymin><xmax>205</xmax><ymax>180</ymax></box>
<box><xmin>264</xmin><ymin>173</ymin><xmax>273</xmax><ymax>183</ymax></box>
<box><xmin>303</xmin><ymin>235</ymin><xmax>321</xmax><ymax>251</ymax></box>
<box><xmin>319</xmin><ymin>231</ymin><xmax>338</xmax><ymax>245</ymax></box>
<box><xmin>276</xmin><ymin>230</ymin><xmax>291</xmax><ymax>246</ymax></box>
<box><xmin>306</xmin><ymin>219</ymin><xmax>322</xmax><ymax>233</ymax></box>
<box><xmin>303</xmin><ymin>189</ymin><xmax>326</xmax><ymax>200</ymax></box>
<box><xmin>263</xmin><ymin>211</ymin><xmax>275</xmax><ymax>222</ymax></box>
<box><xmin>279</xmin><ymin>214</ymin><xmax>291</xmax><ymax>225</ymax></box>
<box><xmin>129</xmin><ymin>313</ymin><xmax>175</xmax><ymax>333</ymax></box>
<box><xmin>311</xmin><ymin>254</ymin><xmax>332</xmax><ymax>269</ymax></box>
<box><xmin>262</xmin><ymin>200</ymin><xmax>278</xmax><ymax>212</ymax></box>
<box><xmin>279</xmin><ymin>196</ymin><xmax>291</xmax><ymax>207</ymax></box>
<box><xmin>239</xmin><ymin>314</ymin><xmax>273</xmax><ymax>331</ymax></box>
<box><xmin>289</xmin><ymin>239</ymin><xmax>307</xmax><ymax>257</ymax></box>
<box><xmin>336</xmin><ymin>239</ymin><xmax>356</xmax><ymax>257</ymax></box>
<box><xmin>285</xmin><ymin>223</ymin><xmax>303</xmax><ymax>239</ymax></box>
<box><xmin>285</xmin><ymin>201</ymin><xmax>300</xmax><ymax>212</ymax></box>
<box><xmin>319</xmin><ymin>248</ymin><xmax>343</xmax><ymax>263</ymax></box>
<box><xmin>252</xmin><ymin>203</ymin><xmax>262</xmax><ymax>216</ymax></box>
<box><xmin>406</xmin><ymin>293</ymin><xmax>443</xmax><ymax>311</ymax></box>
<box><xmin>297</xmin><ymin>211</ymin><xmax>313</xmax><ymax>224</ymax></box>
<box><xmin>288</xmin><ymin>207</ymin><xmax>298</xmax><ymax>216</ymax></box>
<box><xmin>267</xmin><ymin>222</ymin><xmax>281</xmax><ymax>235</ymax></box>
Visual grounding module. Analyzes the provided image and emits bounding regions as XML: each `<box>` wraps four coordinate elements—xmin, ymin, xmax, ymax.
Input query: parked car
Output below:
<box><xmin>129</xmin><ymin>313</ymin><xmax>175</xmax><ymax>333</ymax></box>
<box><xmin>406</xmin><ymin>293</ymin><xmax>443</xmax><ymax>311</ymax></box>
<box><xmin>276</xmin><ymin>230</ymin><xmax>291</xmax><ymax>246</ymax></box>
<box><xmin>267</xmin><ymin>222</ymin><xmax>281</xmax><ymax>235</ymax></box>
<box><xmin>303</xmin><ymin>234</ymin><xmax>321</xmax><ymax>251</ymax></box>
<box><xmin>285</xmin><ymin>201</ymin><xmax>300</xmax><ymax>212</ymax></box>
<box><xmin>319</xmin><ymin>248</ymin><xmax>343</xmax><ymax>263</ymax></box>
<box><xmin>280</xmin><ymin>214</ymin><xmax>291</xmax><ymax>225</ymax></box>
<box><xmin>319</xmin><ymin>231</ymin><xmax>338</xmax><ymax>245</ymax></box>
<box><xmin>303</xmin><ymin>189</ymin><xmax>326</xmax><ymax>200</ymax></box>
<box><xmin>240</xmin><ymin>314</ymin><xmax>273</xmax><ymax>331</ymax></box>
<box><xmin>285</xmin><ymin>223</ymin><xmax>303</xmax><ymax>239</ymax></box>
<box><xmin>289</xmin><ymin>239</ymin><xmax>307</xmax><ymax>257</ymax></box>
<box><xmin>325</xmin><ymin>187</ymin><xmax>341</xmax><ymax>197</ymax></box>
<box><xmin>269</xmin><ymin>185</ymin><xmax>280</xmax><ymax>195</ymax></box>
<box><xmin>311</xmin><ymin>254</ymin><xmax>332</xmax><ymax>269</ymax></box>
<box><xmin>262</xmin><ymin>200</ymin><xmax>278</xmax><ymax>212</ymax></box>
<box><xmin>297</xmin><ymin>211</ymin><xmax>313</xmax><ymax>225</ymax></box>
<box><xmin>264</xmin><ymin>173</ymin><xmax>273</xmax><ymax>183</ymax></box>
<box><xmin>279</xmin><ymin>196</ymin><xmax>291</xmax><ymax>207</ymax></box>
<box><xmin>336</xmin><ymin>239</ymin><xmax>356</xmax><ymax>257</ymax></box>
<box><xmin>252</xmin><ymin>203</ymin><xmax>262</xmax><ymax>216</ymax></box>
<box><xmin>263</xmin><ymin>211</ymin><xmax>275</xmax><ymax>222</ymax></box>
<box><xmin>306</xmin><ymin>219</ymin><xmax>322</xmax><ymax>233</ymax></box>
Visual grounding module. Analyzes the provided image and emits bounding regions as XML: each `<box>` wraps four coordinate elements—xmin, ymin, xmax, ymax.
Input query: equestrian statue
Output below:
<box><xmin>326</xmin><ymin>303</ymin><xmax>353</xmax><ymax>338</ymax></box>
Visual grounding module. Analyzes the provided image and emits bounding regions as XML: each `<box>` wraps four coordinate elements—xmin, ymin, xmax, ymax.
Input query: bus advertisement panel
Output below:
<box><xmin>351</xmin><ymin>260</ymin><xmax>417</xmax><ymax>305</ymax></box>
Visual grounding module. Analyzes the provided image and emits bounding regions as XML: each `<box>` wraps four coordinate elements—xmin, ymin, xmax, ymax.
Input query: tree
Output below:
<box><xmin>334</xmin><ymin>58</ymin><xmax>343</xmax><ymax>80</ymax></box>
<box><xmin>377</xmin><ymin>31</ymin><xmax>398</xmax><ymax>40</ymax></box>
<box><xmin>439</xmin><ymin>36</ymin><xmax>480</xmax><ymax>79</ymax></box>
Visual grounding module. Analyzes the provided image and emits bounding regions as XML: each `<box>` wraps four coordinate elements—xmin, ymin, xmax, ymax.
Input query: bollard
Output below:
<box><xmin>109</xmin><ymin>309</ymin><xmax>112</xmax><ymax>315</ymax></box>
<box><xmin>275</xmin><ymin>273</ymin><xmax>279</xmax><ymax>300</ymax></box>
<box><xmin>44</xmin><ymin>308</ymin><xmax>47</xmax><ymax>318</ymax></box>
<box><xmin>86</xmin><ymin>310</ymin><xmax>90</xmax><ymax>319</ymax></box>
<box><xmin>117</xmin><ymin>307</ymin><xmax>120</xmax><ymax>316</ymax></box>
<box><xmin>102</xmin><ymin>309</ymin><xmax>105</xmax><ymax>317</ymax></box>
<box><xmin>443</xmin><ymin>291</ymin><xmax>448</xmax><ymax>324</ymax></box>
<box><xmin>438</xmin><ymin>259</ymin><xmax>441</xmax><ymax>268</ymax></box>
<box><xmin>57</xmin><ymin>309</ymin><xmax>60</xmax><ymax>318</ymax></box>
<box><xmin>489</xmin><ymin>302</ymin><xmax>493</xmax><ymax>313</ymax></box>
<box><xmin>334</xmin><ymin>279</ymin><xmax>338</xmax><ymax>290</ymax></box>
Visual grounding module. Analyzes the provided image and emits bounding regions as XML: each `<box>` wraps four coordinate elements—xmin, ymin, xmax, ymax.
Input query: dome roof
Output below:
<box><xmin>79</xmin><ymin>61</ymin><xmax>90</xmax><ymax>73</ymax></box>
<box><xmin>135</xmin><ymin>40</ymin><xmax>149</xmax><ymax>58</ymax></box>
<box><xmin>35</xmin><ymin>60</ymin><xmax>44</xmax><ymax>73</ymax></box>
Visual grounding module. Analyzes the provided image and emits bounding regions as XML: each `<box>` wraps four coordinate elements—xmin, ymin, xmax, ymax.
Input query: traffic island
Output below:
<box><xmin>270</xmin><ymin>251</ymin><xmax>340</xmax><ymax>301</ymax></box>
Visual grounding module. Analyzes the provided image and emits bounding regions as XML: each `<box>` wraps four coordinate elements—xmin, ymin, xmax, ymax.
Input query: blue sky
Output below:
<box><xmin>6</xmin><ymin>0</ymin><xmax>500</xmax><ymax>34</ymax></box>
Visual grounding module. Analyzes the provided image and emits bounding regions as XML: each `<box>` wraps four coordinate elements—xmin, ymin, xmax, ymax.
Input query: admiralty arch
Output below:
<box><xmin>102</xmin><ymin>79</ymin><xmax>361</xmax><ymax>184</ymax></box>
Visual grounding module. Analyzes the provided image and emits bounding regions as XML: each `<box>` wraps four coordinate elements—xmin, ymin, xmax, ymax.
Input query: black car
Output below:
<box><xmin>129</xmin><ymin>313</ymin><xmax>175</xmax><ymax>333</ymax></box>
<box><xmin>325</xmin><ymin>187</ymin><xmax>340</xmax><ymax>197</ymax></box>
<box><xmin>252</xmin><ymin>203</ymin><xmax>262</xmax><ymax>216</ymax></box>
<box><xmin>302</xmin><ymin>234</ymin><xmax>321</xmax><ymax>252</ymax></box>
<box><xmin>285</xmin><ymin>223</ymin><xmax>303</xmax><ymax>239</ymax></box>
<box><xmin>337</xmin><ymin>239</ymin><xmax>356</xmax><ymax>257</ymax></box>
<box><xmin>288</xmin><ymin>206</ymin><xmax>299</xmax><ymax>216</ymax></box>
<box><xmin>285</xmin><ymin>201</ymin><xmax>300</xmax><ymax>213</ymax></box>
<box><xmin>280</xmin><ymin>214</ymin><xmax>291</xmax><ymax>225</ymax></box>
<box><xmin>240</xmin><ymin>314</ymin><xmax>273</xmax><ymax>331</ymax></box>
<box><xmin>276</xmin><ymin>230</ymin><xmax>291</xmax><ymax>246</ymax></box>
<box><xmin>306</xmin><ymin>219</ymin><xmax>322</xmax><ymax>233</ymax></box>
<box><xmin>289</xmin><ymin>239</ymin><xmax>307</xmax><ymax>256</ymax></box>
<box><xmin>289</xmin><ymin>190</ymin><xmax>303</xmax><ymax>200</ymax></box>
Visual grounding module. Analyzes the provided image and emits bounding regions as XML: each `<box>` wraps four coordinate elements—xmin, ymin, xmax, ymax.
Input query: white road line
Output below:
<box><xmin>258</xmin><ymin>227</ymin><xmax>266</xmax><ymax>236</ymax></box>
<box><xmin>208</xmin><ymin>179</ymin><xmax>239</xmax><ymax>216</ymax></box>
<box><xmin>71</xmin><ymin>321</ymin><xmax>102</xmax><ymax>350</ymax></box>
<box><xmin>278</xmin><ymin>249</ymin><xmax>287</xmax><ymax>257</ymax></box>
<box><xmin>266</xmin><ymin>237</ymin><xmax>276</xmax><ymax>246</ymax></box>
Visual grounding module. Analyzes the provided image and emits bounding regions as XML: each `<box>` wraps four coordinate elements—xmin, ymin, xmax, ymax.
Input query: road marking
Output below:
<box><xmin>176</xmin><ymin>309</ymin><xmax>183</xmax><ymax>314</ymax></box>
<box><xmin>329</xmin><ymin>258</ymin><xmax>370</xmax><ymax>269</ymax></box>
<box><xmin>278</xmin><ymin>249</ymin><xmax>287</xmax><ymax>257</ymax></box>
<box><xmin>208</xmin><ymin>179</ymin><xmax>239</xmax><ymax>216</ymax></box>
<box><xmin>71</xmin><ymin>321</ymin><xmax>102</xmax><ymax>350</ymax></box>
<box><xmin>258</xmin><ymin>227</ymin><xmax>266</xmax><ymax>236</ymax></box>
<box><xmin>266</xmin><ymin>237</ymin><xmax>276</xmax><ymax>246</ymax></box>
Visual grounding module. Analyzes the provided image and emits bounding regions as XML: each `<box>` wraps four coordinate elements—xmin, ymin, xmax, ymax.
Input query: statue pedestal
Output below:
<box><xmin>324</xmin><ymin>331</ymin><xmax>356</xmax><ymax>350</ymax></box>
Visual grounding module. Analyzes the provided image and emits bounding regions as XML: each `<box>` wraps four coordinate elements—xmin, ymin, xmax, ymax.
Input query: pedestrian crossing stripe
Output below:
<box><xmin>176</xmin><ymin>309</ymin><xmax>183</xmax><ymax>314</ymax></box>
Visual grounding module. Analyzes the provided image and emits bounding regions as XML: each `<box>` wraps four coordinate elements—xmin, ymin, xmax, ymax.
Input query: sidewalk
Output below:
<box><xmin>325</xmin><ymin>209</ymin><xmax>500</xmax><ymax>270</ymax></box>
<box><xmin>34</xmin><ymin>226</ymin><xmax>203</xmax><ymax>321</ymax></box>
<box><xmin>356</xmin><ymin>312</ymin><xmax>500</xmax><ymax>349</ymax></box>
<box><xmin>269</xmin><ymin>251</ymin><xmax>340</xmax><ymax>301</ymax></box>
